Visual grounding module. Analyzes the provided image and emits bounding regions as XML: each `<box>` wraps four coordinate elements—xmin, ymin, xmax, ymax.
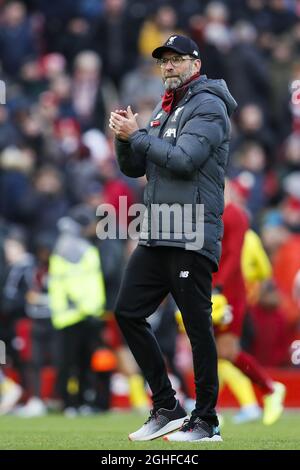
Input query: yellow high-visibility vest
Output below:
<box><xmin>49</xmin><ymin>246</ymin><xmax>106</xmax><ymax>329</ymax></box>
<box><xmin>242</xmin><ymin>229</ymin><xmax>272</xmax><ymax>283</ymax></box>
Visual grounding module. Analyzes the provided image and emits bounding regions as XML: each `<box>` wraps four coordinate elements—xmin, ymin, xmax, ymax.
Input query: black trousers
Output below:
<box><xmin>56</xmin><ymin>319</ymin><xmax>105</xmax><ymax>409</ymax></box>
<box><xmin>115</xmin><ymin>245</ymin><xmax>219</xmax><ymax>425</ymax></box>
<box><xmin>31</xmin><ymin>318</ymin><xmax>59</xmax><ymax>397</ymax></box>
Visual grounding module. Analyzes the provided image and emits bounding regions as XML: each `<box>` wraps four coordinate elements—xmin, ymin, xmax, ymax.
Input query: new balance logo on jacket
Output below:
<box><xmin>179</xmin><ymin>271</ymin><xmax>189</xmax><ymax>278</ymax></box>
<box><xmin>163</xmin><ymin>128</ymin><xmax>177</xmax><ymax>138</ymax></box>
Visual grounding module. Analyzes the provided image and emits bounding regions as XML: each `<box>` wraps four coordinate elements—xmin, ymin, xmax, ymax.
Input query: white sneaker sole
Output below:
<box><xmin>195</xmin><ymin>435</ymin><xmax>223</xmax><ymax>442</ymax></box>
<box><xmin>128</xmin><ymin>416</ymin><xmax>188</xmax><ymax>441</ymax></box>
<box><xmin>163</xmin><ymin>434</ymin><xmax>223</xmax><ymax>442</ymax></box>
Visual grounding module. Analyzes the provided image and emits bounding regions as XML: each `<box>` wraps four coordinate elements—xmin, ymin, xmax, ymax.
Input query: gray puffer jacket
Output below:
<box><xmin>115</xmin><ymin>75</ymin><xmax>237</xmax><ymax>271</ymax></box>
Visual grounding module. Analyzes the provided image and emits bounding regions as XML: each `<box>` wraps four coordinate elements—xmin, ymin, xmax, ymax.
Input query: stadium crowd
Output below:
<box><xmin>0</xmin><ymin>0</ymin><xmax>300</xmax><ymax>417</ymax></box>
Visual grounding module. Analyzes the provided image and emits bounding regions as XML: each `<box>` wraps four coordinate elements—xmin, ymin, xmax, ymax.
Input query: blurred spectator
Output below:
<box><xmin>0</xmin><ymin>107</ymin><xmax>20</xmax><ymax>151</ymax></box>
<box><xmin>19</xmin><ymin>58</ymin><xmax>47</xmax><ymax>103</ymax></box>
<box><xmin>16</xmin><ymin>231</ymin><xmax>58</xmax><ymax>417</ymax></box>
<box><xmin>293</xmin><ymin>20</ymin><xmax>300</xmax><ymax>55</ymax></box>
<box><xmin>261</xmin><ymin>210</ymin><xmax>289</xmax><ymax>259</ymax></box>
<box><xmin>82</xmin><ymin>128</ymin><xmax>112</xmax><ymax>164</ymax></box>
<box><xmin>280</xmin><ymin>133</ymin><xmax>300</xmax><ymax>180</ymax></box>
<box><xmin>58</xmin><ymin>17</ymin><xmax>93</xmax><ymax>69</ymax></box>
<box><xmin>281</xmin><ymin>195</ymin><xmax>300</xmax><ymax>233</ymax></box>
<box><xmin>283</xmin><ymin>172</ymin><xmax>300</xmax><ymax>202</ymax></box>
<box><xmin>99</xmin><ymin>157</ymin><xmax>137</xmax><ymax>231</ymax></box>
<box><xmin>243</xmin><ymin>280</ymin><xmax>290</xmax><ymax>367</ymax></box>
<box><xmin>226</xmin><ymin>20</ymin><xmax>270</xmax><ymax>110</ymax></box>
<box><xmin>40</xmin><ymin>53</ymin><xmax>66</xmax><ymax>82</ymax></box>
<box><xmin>93</xmin><ymin>0</ymin><xmax>141</xmax><ymax>87</ymax></box>
<box><xmin>0</xmin><ymin>227</ymin><xmax>34</xmax><ymax>388</ymax></box>
<box><xmin>189</xmin><ymin>5</ymin><xmax>229</xmax><ymax>79</ymax></box>
<box><xmin>50</xmin><ymin>74</ymin><xmax>75</xmax><ymax>118</ymax></box>
<box><xmin>72</xmin><ymin>51</ymin><xmax>118</xmax><ymax>132</ymax></box>
<box><xmin>138</xmin><ymin>4</ymin><xmax>183</xmax><ymax>59</ymax></box>
<box><xmin>232</xmin><ymin>104</ymin><xmax>275</xmax><ymax>163</ymax></box>
<box><xmin>37</xmin><ymin>0</ymin><xmax>82</xmax><ymax>53</ymax></box>
<box><xmin>18</xmin><ymin>165</ymin><xmax>69</xmax><ymax>238</ymax></box>
<box><xmin>0</xmin><ymin>1</ymin><xmax>37</xmax><ymax>77</ymax></box>
<box><xmin>267</xmin><ymin>0</ymin><xmax>298</xmax><ymax>35</ymax></box>
<box><xmin>34</xmin><ymin>91</ymin><xmax>60</xmax><ymax>134</ymax></box>
<box><xmin>230</xmin><ymin>142</ymin><xmax>267</xmax><ymax>222</ymax></box>
<box><xmin>202</xmin><ymin>1</ymin><xmax>232</xmax><ymax>56</ymax></box>
<box><xmin>120</xmin><ymin>58</ymin><xmax>163</xmax><ymax>110</ymax></box>
<box><xmin>0</xmin><ymin>146</ymin><xmax>34</xmax><ymax>223</ymax></box>
<box><xmin>233</xmin><ymin>0</ymin><xmax>270</xmax><ymax>31</ymax></box>
<box><xmin>0</xmin><ymin>227</ymin><xmax>32</xmax><ymax>319</ymax></box>
<box><xmin>269</xmin><ymin>38</ymin><xmax>294</xmax><ymax>129</ymax></box>
<box><xmin>52</xmin><ymin>117</ymin><xmax>82</xmax><ymax>160</ymax></box>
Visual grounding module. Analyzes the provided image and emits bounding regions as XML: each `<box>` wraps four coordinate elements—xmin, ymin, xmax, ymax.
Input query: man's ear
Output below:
<box><xmin>195</xmin><ymin>59</ymin><xmax>201</xmax><ymax>73</ymax></box>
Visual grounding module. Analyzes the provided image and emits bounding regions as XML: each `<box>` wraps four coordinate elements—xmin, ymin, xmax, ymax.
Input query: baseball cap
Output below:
<box><xmin>152</xmin><ymin>35</ymin><xmax>200</xmax><ymax>59</ymax></box>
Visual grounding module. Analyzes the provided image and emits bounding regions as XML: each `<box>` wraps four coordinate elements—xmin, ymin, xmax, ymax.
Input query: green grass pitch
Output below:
<box><xmin>0</xmin><ymin>411</ymin><xmax>300</xmax><ymax>450</ymax></box>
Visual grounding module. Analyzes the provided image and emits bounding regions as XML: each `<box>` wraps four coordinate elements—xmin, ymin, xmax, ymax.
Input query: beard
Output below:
<box><xmin>163</xmin><ymin>76</ymin><xmax>182</xmax><ymax>91</ymax></box>
<box><xmin>163</xmin><ymin>66</ymin><xmax>194</xmax><ymax>91</ymax></box>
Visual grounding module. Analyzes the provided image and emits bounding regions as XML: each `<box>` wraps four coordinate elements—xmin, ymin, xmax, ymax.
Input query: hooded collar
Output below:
<box><xmin>161</xmin><ymin>72</ymin><xmax>201</xmax><ymax>114</ymax></box>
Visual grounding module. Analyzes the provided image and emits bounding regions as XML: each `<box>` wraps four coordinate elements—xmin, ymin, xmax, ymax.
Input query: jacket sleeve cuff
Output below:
<box><xmin>116</xmin><ymin>137</ymin><xmax>130</xmax><ymax>144</ymax></box>
<box><xmin>128</xmin><ymin>129</ymin><xmax>147</xmax><ymax>144</ymax></box>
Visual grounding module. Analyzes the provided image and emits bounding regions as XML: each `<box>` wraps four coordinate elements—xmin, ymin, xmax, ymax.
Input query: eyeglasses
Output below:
<box><xmin>156</xmin><ymin>56</ymin><xmax>195</xmax><ymax>67</ymax></box>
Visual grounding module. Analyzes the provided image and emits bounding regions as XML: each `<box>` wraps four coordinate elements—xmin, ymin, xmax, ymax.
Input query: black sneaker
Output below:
<box><xmin>163</xmin><ymin>416</ymin><xmax>222</xmax><ymax>442</ymax></box>
<box><xmin>128</xmin><ymin>400</ymin><xmax>188</xmax><ymax>441</ymax></box>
